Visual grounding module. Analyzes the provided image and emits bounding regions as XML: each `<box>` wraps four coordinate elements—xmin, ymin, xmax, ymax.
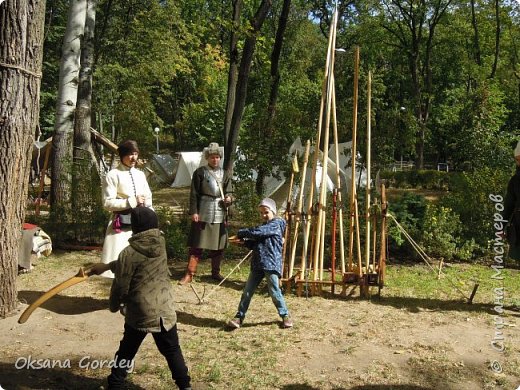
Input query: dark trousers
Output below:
<box><xmin>107</xmin><ymin>322</ymin><xmax>191</xmax><ymax>390</ymax></box>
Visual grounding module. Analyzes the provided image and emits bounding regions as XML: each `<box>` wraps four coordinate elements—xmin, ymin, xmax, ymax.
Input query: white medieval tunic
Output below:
<box><xmin>100</xmin><ymin>164</ymin><xmax>152</xmax><ymax>277</ymax></box>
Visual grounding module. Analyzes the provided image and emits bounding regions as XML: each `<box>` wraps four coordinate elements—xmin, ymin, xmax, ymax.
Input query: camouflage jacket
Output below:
<box><xmin>109</xmin><ymin>229</ymin><xmax>176</xmax><ymax>332</ymax></box>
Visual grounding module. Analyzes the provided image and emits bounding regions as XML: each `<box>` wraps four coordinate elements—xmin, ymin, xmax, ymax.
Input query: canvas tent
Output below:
<box><xmin>170</xmin><ymin>146</ymin><xmax>225</xmax><ymax>188</ymax></box>
<box><xmin>146</xmin><ymin>154</ymin><xmax>177</xmax><ymax>185</ymax></box>
<box><xmin>264</xmin><ymin>137</ymin><xmax>367</xmax><ymax>213</ymax></box>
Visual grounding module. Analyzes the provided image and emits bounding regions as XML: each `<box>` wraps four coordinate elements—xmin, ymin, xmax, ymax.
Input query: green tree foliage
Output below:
<box><xmin>441</xmin><ymin>167</ymin><xmax>511</xmax><ymax>251</ymax></box>
<box><xmin>38</xmin><ymin>0</ymin><xmax>519</xmax><ymax>168</ymax></box>
<box><xmin>93</xmin><ymin>0</ymin><xmax>195</xmax><ymax>151</ymax></box>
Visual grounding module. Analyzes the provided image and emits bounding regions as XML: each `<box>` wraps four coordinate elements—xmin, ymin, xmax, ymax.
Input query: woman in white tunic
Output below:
<box><xmin>100</xmin><ymin>140</ymin><xmax>153</xmax><ymax>277</ymax></box>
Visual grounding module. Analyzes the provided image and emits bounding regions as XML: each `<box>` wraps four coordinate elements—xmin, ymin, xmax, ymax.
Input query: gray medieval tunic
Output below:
<box><xmin>187</xmin><ymin>165</ymin><xmax>231</xmax><ymax>251</ymax></box>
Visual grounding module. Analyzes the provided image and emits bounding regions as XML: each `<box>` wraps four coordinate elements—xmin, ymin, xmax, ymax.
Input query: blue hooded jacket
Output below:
<box><xmin>237</xmin><ymin>217</ymin><xmax>286</xmax><ymax>277</ymax></box>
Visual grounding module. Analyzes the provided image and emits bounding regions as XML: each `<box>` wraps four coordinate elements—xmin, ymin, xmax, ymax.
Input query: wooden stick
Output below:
<box><xmin>289</xmin><ymin>141</ymin><xmax>310</xmax><ymax>279</ymax></box>
<box><xmin>365</xmin><ymin>71</ymin><xmax>372</xmax><ymax>273</ymax></box>
<box><xmin>330</xmin><ymin>76</ymin><xmax>345</xmax><ymax>274</ymax></box>
<box><xmin>190</xmin><ymin>284</ymin><xmax>204</xmax><ymax>304</ymax></box>
<box><xmin>372</xmin><ymin>205</ymin><xmax>377</xmax><ymax>271</ymax></box>
<box><xmin>281</xmin><ymin>153</ymin><xmax>298</xmax><ymax>278</ymax></box>
<box><xmin>35</xmin><ymin>142</ymin><xmax>52</xmax><ymax>216</ymax></box>
<box><xmin>200</xmin><ymin>250</ymin><xmax>253</xmax><ymax>304</ymax></box>
<box><xmin>354</xmin><ymin>197</ymin><xmax>363</xmax><ymax>279</ymax></box>
<box><xmin>302</xmin><ymin>3</ymin><xmax>337</xmax><ymax>282</ymax></box>
<box><xmin>19</xmin><ymin>267</ymin><xmax>91</xmax><ymax>324</ymax></box>
<box><xmin>378</xmin><ymin>184</ymin><xmax>387</xmax><ymax>287</ymax></box>
<box><xmin>314</xmin><ymin>10</ymin><xmax>338</xmax><ymax>281</ymax></box>
<box><xmin>331</xmin><ymin>188</ymin><xmax>338</xmax><ymax>293</ymax></box>
<box><xmin>348</xmin><ymin>46</ymin><xmax>360</xmax><ymax>272</ymax></box>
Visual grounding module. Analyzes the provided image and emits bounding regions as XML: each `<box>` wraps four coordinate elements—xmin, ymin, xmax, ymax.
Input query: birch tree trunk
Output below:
<box><xmin>0</xmin><ymin>0</ymin><xmax>46</xmax><ymax>317</ymax></box>
<box><xmin>72</xmin><ymin>0</ymin><xmax>101</xmax><ymax>243</ymax></box>
<box><xmin>51</xmin><ymin>0</ymin><xmax>86</xmax><ymax>226</ymax></box>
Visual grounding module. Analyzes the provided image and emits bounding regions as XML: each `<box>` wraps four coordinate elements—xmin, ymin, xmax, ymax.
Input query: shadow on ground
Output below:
<box><xmin>18</xmin><ymin>291</ymin><xmax>108</xmax><ymax>315</ymax></box>
<box><xmin>280</xmin><ymin>385</ymin><xmax>433</xmax><ymax>390</ymax></box>
<box><xmin>0</xmin><ymin>361</ymin><xmax>144</xmax><ymax>390</ymax></box>
<box><xmin>370</xmin><ymin>295</ymin><xmax>494</xmax><ymax>313</ymax></box>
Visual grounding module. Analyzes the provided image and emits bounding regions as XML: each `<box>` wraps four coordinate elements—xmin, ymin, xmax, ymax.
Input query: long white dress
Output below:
<box><xmin>100</xmin><ymin>164</ymin><xmax>152</xmax><ymax>277</ymax></box>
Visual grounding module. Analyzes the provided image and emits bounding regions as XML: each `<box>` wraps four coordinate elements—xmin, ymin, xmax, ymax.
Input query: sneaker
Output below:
<box><xmin>282</xmin><ymin>315</ymin><xmax>293</xmax><ymax>328</ymax></box>
<box><xmin>227</xmin><ymin>317</ymin><xmax>242</xmax><ymax>329</ymax></box>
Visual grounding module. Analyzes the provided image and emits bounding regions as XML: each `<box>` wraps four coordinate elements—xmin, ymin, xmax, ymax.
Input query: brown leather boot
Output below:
<box><xmin>178</xmin><ymin>255</ymin><xmax>198</xmax><ymax>285</ymax></box>
<box><xmin>211</xmin><ymin>254</ymin><xmax>224</xmax><ymax>281</ymax></box>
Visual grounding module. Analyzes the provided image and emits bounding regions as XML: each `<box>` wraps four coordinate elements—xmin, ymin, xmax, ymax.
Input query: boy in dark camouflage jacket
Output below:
<box><xmin>90</xmin><ymin>207</ymin><xmax>191</xmax><ymax>390</ymax></box>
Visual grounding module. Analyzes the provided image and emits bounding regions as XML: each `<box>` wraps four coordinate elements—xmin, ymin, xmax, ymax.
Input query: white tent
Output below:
<box><xmin>170</xmin><ymin>146</ymin><xmax>225</xmax><ymax>188</ymax></box>
<box><xmin>265</xmin><ymin>137</ymin><xmax>367</xmax><ymax>213</ymax></box>
<box><xmin>170</xmin><ymin>152</ymin><xmax>203</xmax><ymax>188</ymax></box>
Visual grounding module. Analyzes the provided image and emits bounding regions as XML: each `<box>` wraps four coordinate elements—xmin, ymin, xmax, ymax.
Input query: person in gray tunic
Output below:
<box><xmin>179</xmin><ymin>142</ymin><xmax>233</xmax><ymax>284</ymax></box>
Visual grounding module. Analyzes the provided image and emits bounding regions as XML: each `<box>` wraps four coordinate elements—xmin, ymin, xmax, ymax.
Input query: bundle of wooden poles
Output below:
<box><xmin>280</xmin><ymin>7</ymin><xmax>388</xmax><ymax>298</ymax></box>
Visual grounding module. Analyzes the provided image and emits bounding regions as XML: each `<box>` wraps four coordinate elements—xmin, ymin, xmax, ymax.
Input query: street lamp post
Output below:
<box><xmin>154</xmin><ymin>127</ymin><xmax>160</xmax><ymax>154</ymax></box>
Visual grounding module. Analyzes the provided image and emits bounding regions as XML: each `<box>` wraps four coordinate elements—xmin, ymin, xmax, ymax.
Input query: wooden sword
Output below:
<box><xmin>18</xmin><ymin>267</ymin><xmax>92</xmax><ymax>324</ymax></box>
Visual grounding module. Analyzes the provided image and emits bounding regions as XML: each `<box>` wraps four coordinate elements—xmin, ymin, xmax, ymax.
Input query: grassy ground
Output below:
<box><xmin>2</xmin><ymin>250</ymin><xmax>519</xmax><ymax>390</ymax></box>
<box><xmin>4</xmin><ymin>186</ymin><xmax>519</xmax><ymax>389</ymax></box>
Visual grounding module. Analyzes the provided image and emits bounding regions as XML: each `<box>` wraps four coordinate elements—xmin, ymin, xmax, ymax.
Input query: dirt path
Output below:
<box><xmin>1</xmin><ymin>251</ymin><xmax>519</xmax><ymax>390</ymax></box>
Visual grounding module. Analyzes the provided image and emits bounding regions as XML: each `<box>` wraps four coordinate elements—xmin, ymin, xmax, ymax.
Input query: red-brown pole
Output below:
<box><xmin>331</xmin><ymin>188</ymin><xmax>338</xmax><ymax>293</ymax></box>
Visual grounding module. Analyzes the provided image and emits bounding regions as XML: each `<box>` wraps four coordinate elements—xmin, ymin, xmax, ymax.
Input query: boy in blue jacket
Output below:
<box><xmin>227</xmin><ymin>198</ymin><xmax>293</xmax><ymax>329</ymax></box>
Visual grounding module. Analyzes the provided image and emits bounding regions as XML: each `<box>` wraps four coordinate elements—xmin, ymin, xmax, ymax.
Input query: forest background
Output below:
<box><xmin>1</xmin><ymin>0</ymin><xmax>520</xmax><ymax>317</ymax></box>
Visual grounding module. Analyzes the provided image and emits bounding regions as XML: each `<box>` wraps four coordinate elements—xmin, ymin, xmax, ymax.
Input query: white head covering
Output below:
<box><xmin>514</xmin><ymin>141</ymin><xmax>520</xmax><ymax>157</ymax></box>
<box><xmin>259</xmin><ymin>198</ymin><xmax>277</xmax><ymax>214</ymax></box>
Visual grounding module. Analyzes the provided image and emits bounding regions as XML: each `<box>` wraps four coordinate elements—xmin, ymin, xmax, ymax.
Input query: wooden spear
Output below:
<box><xmin>365</xmin><ymin>71</ymin><xmax>372</xmax><ymax>273</ymax></box>
<box><xmin>348</xmin><ymin>46</ymin><xmax>363</xmax><ymax>279</ymax></box>
<box><xmin>281</xmin><ymin>153</ymin><xmax>299</xmax><ymax>279</ymax></box>
<box><xmin>314</xmin><ymin>9</ymin><xmax>338</xmax><ymax>281</ymax></box>
<box><xmin>300</xmin><ymin>6</ymin><xmax>336</xmax><ymax>281</ymax></box>
<box><xmin>330</xmin><ymin>76</ymin><xmax>346</xmax><ymax>274</ymax></box>
<box><xmin>289</xmin><ymin>140</ymin><xmax>310</xmax><ymax>280</ymax></box>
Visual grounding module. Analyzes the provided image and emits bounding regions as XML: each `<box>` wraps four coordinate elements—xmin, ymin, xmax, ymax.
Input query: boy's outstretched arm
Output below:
<box><xmin>237</xmin><ymin>219</ymin><xmax>285</xmax><ymax>240</ymax></box>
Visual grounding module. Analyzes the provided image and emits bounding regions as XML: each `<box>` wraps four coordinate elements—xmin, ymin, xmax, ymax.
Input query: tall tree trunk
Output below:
<box><xmin>0</xmin><ymin>0</ymin><xmax>46</xmax><ymax>317</ymax></box>
<box><xmin>51</xmin><ymin>0</ymin><xmax>86</xmax><ymax>231</ymax></box>
<box><xmin>72</xmin><ymin>0</ymin><xmax>101</xmax><ymax>242</ymax></box>
<box><xmin>255</xmin><ymin>0</ymin><xmax>291</xmax><ymax>195</ymax></box>
<box><xmin>470</xmin><ymin>0</ymin><xmax>482</xmax><ymax>66</ymax></box>
<box><xmin>223</xmin><ymin>0</ymin><xmax>242</xmax><ymax>146</ymax></box>
<box><xmin>224</xmin><ymin>0</ymin><xmax>272</xmax><ymax>191</ymax></box>
<box><xmin>383</xmin><ymin>0</ymin><xmax>453</xmax><ymax>169</ymax></box>
<box><xmin>489</xmin><ymin>0</ymin><xmax>500</xmax><ymax>79</ymax></box>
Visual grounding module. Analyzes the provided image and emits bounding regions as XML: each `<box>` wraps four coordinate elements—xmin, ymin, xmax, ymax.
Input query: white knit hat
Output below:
<box><xmin>515</xmin><ymin>141</ymin><xmax>520</xmax><ymax>157</ymax></box>
<box><xmin>259</xmin><ymin>198</ymin><xmax>277</xmax><ymax>214</ymax></box>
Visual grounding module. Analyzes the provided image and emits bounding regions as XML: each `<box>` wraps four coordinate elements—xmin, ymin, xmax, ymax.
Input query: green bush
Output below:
<box><xmin>381</xmin><ymin>169</ymin><xmax>450</xmax><ymax>190</ymax></box>
<box><xmin>387</xmin><ymin>192</ymin><xmax>427</xmax><ymax>253</ymax></box>
<box><xmin>420</xmin><ymin>204</ymin><xmax>477</xmax><ymax>261</ymax></box>
<box><xmin>155</xmin><ymin>206</ymin><xmax>190</xmax><ymax>259</ymax></box>
<box><xmin>232</xmin><ymin>180</ymin><xmax>263</xmax><ymax>223</ymax></box>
